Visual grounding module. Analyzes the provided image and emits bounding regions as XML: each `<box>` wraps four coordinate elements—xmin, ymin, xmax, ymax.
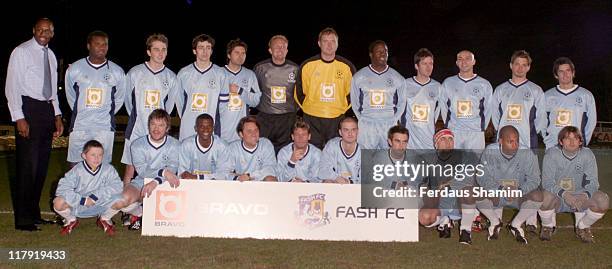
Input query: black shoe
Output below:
<box><xmin>525</xmin><ymin>224</ymin><xmax>537</xmax><ymax>236</ymax></box>
<box><xmin>507</xmin><ymin>224</ymin><xmax>528</xmax><ymax>244</ymax></box>
<box><xmin>437</xmin><ymin>224</ymin><xmax>451</xmax><ymax>238</ymax></box>
<box><xmin>459</xmin><ymin>230</ymin><xmax>472</xmax><ymax>245</ymax></box>
<box><xmin>35</xmin><ymin>218</ymin><xmax>57</xmax><ymax>225</ymax></box>
<box><xmin>16</xmin><ymin>224</ymin><xmax>42</xmax><ymax>231</ymax></box>
<box><xmin>487</xmin><ymin>220</ymin><xmax>503</xmax><ymax>240</ymax></box>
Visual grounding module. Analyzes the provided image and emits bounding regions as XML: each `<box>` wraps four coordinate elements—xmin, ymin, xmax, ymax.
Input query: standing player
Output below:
<box><xmin>475</xmin><ymin>126</ymin><xmax>543</xmax><ymax>245</ymax></box>
<box><xmin>492</xmin><ymin>50</ymin><xmax>546</xmax><ymax>149</ymax></box>
<box><xmin>295</xmin><ymin>27</ymin><xmax>356</xmax><ymax>149</ymax></box>
<box><xmin>118</xmin><ymin>109</ymin><xmax>180</xmax><ymax>230</ymax></box>
<box><xmin>223</xmin><ymin>116</ymin><xmax>277</xmax><ymax>181</ymax></box>
<box><xmin>543</xmin><ymin>57</ymin><xmax>596</xmax><ymax>149</ymax></box>
<box><xmin>219</xmin><ymin>39</ymin><xmax>261</xmax><ymax>143</ymax></box>
<box><xmin>440</xmin><ymin>50</ymin><xmax>493</xmax><ymax>149</ymax></box>
<box><xmin>179</xmin><ymin>113</ymin><xmax>229</xmax><ymax>180</ymax></box>
<box><xmin>121</xmin><ymin>33</ymin><xmax>177</xmax><ymax>183</ymax></box>
<box><xmin>318</xmin><ymin>116</ymin><xmax>361</xmax><ymax>184</ymax></box>
<box><xmin>254</xmin><ymin>35</ymin><xmax>299</xmax><ymax>153</ymax></box>
<box><xmin>492</xmin><ymin>50</ymin><xmax>546</xmax><ymax>233</ymax></box>
<box><xmin>403</xmin><ymin>48</ymin><xmax>442</xmax><ymax>149</ymax></box>
<box><xmin>53</xmin><ymin>140</ymin><xmax>123</xmax><ymax>236</ymax></box>
<box><xmin>539</xmin><ymin>126</ymin><xmax>609</xmax><ymax>243</ymax></box>
<box><xmin>276</xmin><ymin>120</ymin><xmax>321</xmax><ymax>182</ymax></box>
<box><xmin>174</xmin><ymin>34</ymin><xmax>227</xmax><ymax>141</ymax></box>
<box><xmin>65</xmin><ymin>31</ymin><xmax>125</xmax><ymax>166</ymax></box>
<box><xmin>350</xmin><ymin>40</ymin><xmax>406</xmax><ymax>149</ymax></box>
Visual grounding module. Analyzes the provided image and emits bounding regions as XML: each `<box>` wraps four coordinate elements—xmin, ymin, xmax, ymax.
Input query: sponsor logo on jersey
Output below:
<box><xmin>191</xmin><ymin>93</ymin><xmax>208</xmax><ymax>112</ymax></box>
<box><xmin>85</xmin><ymin>88</ymin><xmax>104</xmax><ymax>108</ymax></box>
<box><xmin>228</xmin><ymin>93</ymin><xmax>243</xmax><ymax>111</ymax></box>
<box><xmin>271</xmin><ymin>86</ymin><xmax>286</xmax><ymax>104</ymax></box>
<box><xmin>500</xmin><ymin>179</ymin><xmax>518</xmax><ymax>189</ymax></box>
<box><xmin>320</xmin><ymin>83</ymin><xmax>336</xmax><ymax>102</ymax></box>
<box><xmin>559</xmin><ymin>178</ymin><xmax>575</xmax><ymax>192</ymax></box>
<box><xmin>412</xmin><ymin>104</ymin><xmax>429</xmax><ymax>122</ymax></box>
<box><xmin>193</xmin><ymin>169</ymin><xmax>211</xmax><ymax>175</ymax></box>
<box><xmin>555</xmin><ymin>109</ymin><xmax>572</xmax><ymax>127</ymax></box>
<box><xmin>296</xmin><ymin>193</ymin><xmax>330</xmax><ymax>228</ymax></box>
<box><xmin>506</xmin><ymin>104</ymin><xmax>522</xmax><ymax>122</ymax></box>
<box><xmin>144</xmin><ymin>90</ymin><xmax>161</xmax><ymax>109</ymax></box>
<box><xmin>456</xmin><ymin>100</ymin><xmax>473</xmax><ymax>118</ymax></box>
<box><xmin>369</xmin><ymin>89</ymin><xmax>386</xmax><ymax>109</ymax></box>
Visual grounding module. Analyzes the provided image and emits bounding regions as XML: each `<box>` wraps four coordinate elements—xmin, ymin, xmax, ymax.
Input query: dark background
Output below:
<box><xmin>2</xmin><ymin>0</ymin><xmax>612</xmax><ymax>123</ymax></box>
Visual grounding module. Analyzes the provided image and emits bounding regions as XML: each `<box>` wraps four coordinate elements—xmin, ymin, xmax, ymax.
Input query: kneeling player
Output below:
<box><xmin>179</xmin><ymin>113</ymin><xmax>229</xmax><ymax>180</ymax></box>
<box><xmin>539</xmin><ymin>126</ymin><xmax>609</xmax><ymax>243</ymax></box>
<box><xmin>276</xmin><ymin>119</ymin><xmax>322</xmax><ymax>182</ymax></box>
<box><xmin>419</xmin><ymin>129</ymin><xmax>480</xmax><ymax>243</ymax></box>
<box><xmin>53</xmin><ymin>140</ymin><xmax>123</xmax><ymax>236</ymax></box>
<box><xmin>476</xmin><ymin>126</ymin><xmax>542</xmax><ymax>245</ymax></box>
<box><xmin>118</xmin><ymin>109</ymin><xmax>180</xmax><ymax>230</ymax></box>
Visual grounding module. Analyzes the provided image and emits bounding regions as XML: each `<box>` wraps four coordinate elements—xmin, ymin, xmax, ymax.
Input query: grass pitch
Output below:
<box><xmin>0</xmin><ymin>144</ymin><xmax>611</xmax><ymax>268</ymax></box>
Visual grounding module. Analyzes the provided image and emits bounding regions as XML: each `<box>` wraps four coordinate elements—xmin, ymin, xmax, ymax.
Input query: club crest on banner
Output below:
<box><xmin>296</xmin><ymin>193</ymin><xmax>330</xmax><ymax>228</ymax></box>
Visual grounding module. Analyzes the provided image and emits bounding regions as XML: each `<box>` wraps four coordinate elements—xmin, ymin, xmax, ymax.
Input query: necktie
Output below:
<box><xmin>42</xmin><ymin>47</ymin><xmax>52</xmax><ymax>100</ymax></box>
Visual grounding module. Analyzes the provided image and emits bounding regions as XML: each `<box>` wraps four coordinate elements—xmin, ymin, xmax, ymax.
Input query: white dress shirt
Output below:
<box><xmin>5</xmin><ymin>37</ymin><xmax>61</xmax><ymax>121</ymax></box>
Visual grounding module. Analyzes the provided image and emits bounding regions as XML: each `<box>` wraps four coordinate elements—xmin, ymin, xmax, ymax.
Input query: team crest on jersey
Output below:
<box><xmin>144</xmin><ymin>90</ymin><xmax>161</xmax><ymax>109</ymax></box>
<box><xmin>472</xmin><ymin>87</ymin><xmax>480</xmax><ymax>95</ymax></box>
<box><xmin>191</xmin><ymin>93</ymin><xmax>209</xmax><ymax>112</ymax></box>
<box><xmin>412</xmin><ymin>104</ymin><xmax>429</xmax><ymax>122</ymax></box>
<box><xmin>241</xmin><ymin>78</ymin><xmax>248</xmax><ymax>86</ymax></box>
<box><xmin>85</xmin><ymin>88</ymin><xmax>104</xmax><ymax>108</ymax></box>
<box><xmin>320</xmin><ymin>83</ymin><xmax>336</xmax><ymax>102</ymax></box>
<box><xmin>506</xmin><ymin>104</ymin><xmax>522</xmax><ymax>121</ymax></box>
<box><xmin>575</xmin><ymin>164</ymin><xmax>583</xmax><ymax>173</ymax></box>
<box><xmin>428</xmin><ymin>91</ymin><xmax>436</xmax><ymax>98</ymax></box>
<box><xmin>576</xmin><ymin>97</ymin><xmax>582</xmax><ymax>104</ymax></box>
<box><xmin>162</xmin><ymin>80</ymin><xmax>169</xmax><ymax>89</ymax></box>
<box><xmin>288</xmin><ymin>72</ymin><xmax>296</xmax><ymax>83</ymax></box>
<box><xmin>555</xmin><ymin>109</ymin><xmax>572</xmax><ymax>127</ymax></box>
<box><xmin>228</xmin><ymin>93</ymin><xmax>243</xmax><ymax>111</ymax></box>
<box><xmin>271</xmin><ymin>86</ymin><xmax>287</xmax><ymax>104</ymax></box>
<box><xmin>456</xmin><ymin>100</ymin><xmax>473</xmax><ymax>118</ymax></box>
<box><xmin>523</xmin><ymin>91</ymin><xmax>532</xmax><ymax>99</ymax></box>
<box><xmin>369</xmin><ymin>90</ymin><xmax>386</xmax><ymax>109</ymax></box>
<box><xmin>386</xmin><ymin>78</ymin><xmax>394</xmax><ymax>87</ymax></box>
<box><xmin>296</xmin><ymin>193</ymin><xmax>330</xmax><ymax>229</ymax></box>
<box><xmin>208</xmin><ymin>79</ymin><xmax>217</xmax><ymax>89</ymax></box>
<box><xmin>104</xmin><ymin>73</ymin><xmax>111</xmax><ymax>82</ymax></box>
<box><xmin>335</xmin><ymin>70</ymin><xmax>344</xmax><ymax>80</ymax></box>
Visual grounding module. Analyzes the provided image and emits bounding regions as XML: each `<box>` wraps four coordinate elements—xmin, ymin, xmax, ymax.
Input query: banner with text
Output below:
<box><xmin>142</xmin><ymin>180</ymin><xmax>418</xmax><ymax>242</ymax></box>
